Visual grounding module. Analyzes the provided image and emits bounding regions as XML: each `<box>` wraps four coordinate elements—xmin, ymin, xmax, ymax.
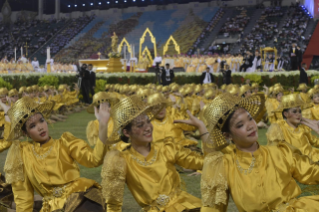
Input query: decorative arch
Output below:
<box><xmin>163</xmin><ymin>35</ymin><xmax>180</xmax><ymax>56</ymax></box>
<box><xmin>118</xmin><ymin>38</ymin><xmax>132</xmax><ymax>54</ymax></box>
<box><xmin>141</xmin><ymin>46</ymin><xmax>153</xmax><ymax>66</ymax></box>
<box><xmin>139</xmin><ymin>28</ymin><xmax>157</xmax><ymax>61</ymax></box>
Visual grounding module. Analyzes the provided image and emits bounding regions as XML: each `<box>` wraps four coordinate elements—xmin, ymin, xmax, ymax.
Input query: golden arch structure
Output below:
<box><xmin>163</xmin><ymin>35</ymin><xmax>180</xmax><ymax>56</ymax></box>
<box><xmin>118</xmin><ymin>38</ymin><xmax>132</xmax><ymax>54</ymax></box>
<box><xmin>141</xmin><ymin>46</ymin><xmax>153</xmax><ymax>66</ymax></box>
<box><xmin>139</xmin><ymin>28</ymin><xmax>157</xmax><ymax>61</ymax></box>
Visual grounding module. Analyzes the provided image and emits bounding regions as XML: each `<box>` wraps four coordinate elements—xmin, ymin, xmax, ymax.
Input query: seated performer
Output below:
<box><xmin>1</xmin><ymin>96</ymin><xmax>110</xmax><ymax>212</ymax></box>
<box><xmin>267</xmin><ymin>93</ymin><xmax>319</xmax><ymax>162</ymax></box>
<box><xmin>101</xmin><ymin>95</ymin><xmax>204</xmax><ymax>211</ymax></box>
<box><xmin>303</xmin><ymin>88</ymin><xmax>319</xmax><ymax>120</ymax></box>
<box><xmin>180</xmin><ymin>93</ymin><xmax>319</xmax><ymax>211</ymax></box>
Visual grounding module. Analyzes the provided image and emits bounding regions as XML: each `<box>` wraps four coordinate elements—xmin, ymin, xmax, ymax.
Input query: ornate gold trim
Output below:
<box><xmin>139</xmin><ymin>28</ymin><xmax>157</xmax><ymax>61</ymax></box>
<box><xmin>163</xmin><ymin>35</ymin><xmax>180</xmax><ymax>56</ymax></box>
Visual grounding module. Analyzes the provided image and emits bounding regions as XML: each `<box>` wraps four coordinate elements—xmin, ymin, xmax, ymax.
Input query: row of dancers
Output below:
<box><xmin>1</xmin><ymin>81</ymin><xmax>319</xmax><ymax>211</ymax></box>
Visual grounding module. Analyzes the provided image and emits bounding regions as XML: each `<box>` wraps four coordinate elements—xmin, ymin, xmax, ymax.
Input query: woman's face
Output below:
<box><xmin>284</xmin><ymin>107</ymin><xmax>302</xmax><ymax>126</ymax></box>
<box><xmin>24</xmin><ymin>113</ymin><xmax>50</xmax><ymax>143</ymax></box>
<box><xmin>313</xmin><ymin>94</ymin><xmax>319</xmax><ymax>104</ymax></box>
<box><xmin>123</xmin><ymin>114</ymin><xmax>153</xmax><ymax>144</ymax></box>
<box><xmin>1</xmin><ymin>95</ymin><xmax>6</xmax><ymax>103</ymax></box>
<box><xmin>224</xmin><ymin>108</ymin><xmax>258</xmax><ymax>149</ymax></box>
<box><xmin>276</xmin><ymin>92</ymin><xmax>283</xmax><ymax>102</ymax></box>
<box><xmin>11</xmin><ymin>95</ymin><xmax>19</xmax><ymax>103</ymax></box>
<box><xmin>155</xmin><ymin>107</ymin><xmax>167</xmax><ymax>120</ymax></box>
<box><xmin>244</xmin><ymin>90</ymin><xmax>252</xmax><ymax>98</ymax></box>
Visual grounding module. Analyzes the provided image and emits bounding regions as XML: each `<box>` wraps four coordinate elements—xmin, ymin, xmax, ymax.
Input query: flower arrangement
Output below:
<box><xmin>244</xmin><ymin>74</ymin><xmax>263</xmax><ymax>84</ymax></box>
<box><xmin>94</xmin><ymin>79</ymin><xmax>107</xmax><ymax>93</ymax></box>
<box><xmin>38</xmin><ymin>75</ymin><xmax>59</xmax><ymax>88</ymax></box>
<box><xmin>108</xmin><ymin>52</ymin><xmax>122</xmax><ymax>58</ymax></box>
<box><xmin>0</xmin><ymin>77</ymin><xmax>13</xmax><ymax>90</ymax></box>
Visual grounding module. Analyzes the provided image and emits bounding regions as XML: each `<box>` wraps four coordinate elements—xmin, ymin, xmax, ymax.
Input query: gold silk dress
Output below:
<box><xmin>265</xmin><ymin>98</ymin><xmax>282</xmax><ymax>123</ymax></box>
<box><xmin>187</xmin><ymin>58</ymin><xmax>199</xmax><ymax>73</ymax></box>
<box><xmin>267</xmin><ymin>120</ymin><xmax>319</xmax><ymax>162</ymax></box>
<box><xmin>8</xmin><ymin>127</ymin><xmax>107</xmax><ymax>212</ymax></box>
<box><xmin>151</xmin><ymin>108</ymin><xmax>198</xmax><ymax>147</ymax></box>
<box><xmin>302</xmin><ymin>103</ymin><xmax>319</xmax><ymax>120</ymax></box>
<box><xmin>103</xmin><ymin>138</ymin><xmax>203</xmax><ymax>212</ymax></box>
<box><xmin>201</xmin><ymin>142</ymin><xmax>319</xmax><ymax>212</ymax></box>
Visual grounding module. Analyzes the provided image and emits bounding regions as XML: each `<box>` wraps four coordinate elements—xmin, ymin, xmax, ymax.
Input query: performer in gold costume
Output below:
<box><xmin>1</xmin><ymin>96</ymin><xmax>111</xmax><ymax>212</ymax></box>
<box><xmin>267</xmin><ymin>93</ymin><xmax>319</xmax><ymax>162</ymax></box>
<box><xmin>302</xmin><ymin>88</ymin><xmax>319</xmax><ymax>120</ymax></box>
<box><xmin>185</xmin><ymin>93</ymin><xmax>319</xmax><ymax>211</ymax></box>
<box><xmin>265</xmin><ymin>84</ymin><xmax>284</xmax><ymax>123</ymax></box>
<box><xmin>101</xmin><ymin>95</ymin><xmax>204</xmax><ymax>212</ymax></box>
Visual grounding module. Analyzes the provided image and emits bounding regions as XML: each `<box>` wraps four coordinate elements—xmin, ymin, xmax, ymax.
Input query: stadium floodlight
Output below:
<box><xmin>75</xmin><ymin>4</ymin><xmax>77</xmax><ymax>7</ymax></box>
<box><xmin>99</xmin><ymin>2</ymin><xmax>101</xmax><ymax>4</ymax></box>
<box><xmin>115</xmin><ymin>1</ymin><xmax>118</xmax><ymax>3</ymax></box>
<box><xmin>133</xmin><ymin>0</ymin><xmax>136</xmax><ymax>2</ymax></box>
<box><xmin>107</xmin><ymin>1</ymin><xmax>110</xmax><ymax>4</ymax></box>
<box><xmin>124</xmin><ymin>0</ymin><xmax>127</xmax><ymax>2</ymax></box>
<box><xmin>91</xmin><ymin>3</ymin><xmax>93</xmax><ymax>5</ymax></box>
<box><xmin>68</xmin><ymin>5</ymin><xmax>71</xmax><ymax>7</ymax></box>
<box><xmin>83</xmin><ymin>4</ymin><xmax>85</xmax><ymax>6</ymax></box>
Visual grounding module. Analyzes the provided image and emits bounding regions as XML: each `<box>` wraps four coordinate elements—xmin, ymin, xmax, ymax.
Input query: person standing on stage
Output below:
<box><xmin>88</xmin><ymin>64</ymin><xmax>96</xmax><ymax>98</ymax></box>
<box><xmin>201</xmin><ymin>67</ymin><xmax>214</xmax><ymax>84</ymax></box>
<box><xmin>297</xmin><ymin>46</ymin><xmax>303</xmax><ymax>70</ymax></box>
<box><xmin>31</xmin><ymin>57</ymin><xmax>39</xmax><ymax>72</ymax></box>
<box><xmin>289</xmin><ymin>43</ymin><xmax>299</xmax><ymax>70</ymax></box>
<box><xmin>161</xmin><ymin>63</ymin><xmax>175</xmax><ymax>86</ymax></box>
<box><xmin>80</xmin><ymin>64</ymin><xmax>91</xmax><ymax>104</ymax></box>
<box><xmin>299</xmin><ymin>63</ymin><xmax>308</xmax><ymax>84</ymax></box>
<box><xmin>251</xmin><ymin>51</ymin><xmax>262</xmax><ymax>72</ymax></box>
<box><xmin>222</xmin><ymin>64</ymin><xmax>232</xmax><ymax>85</ymax></box>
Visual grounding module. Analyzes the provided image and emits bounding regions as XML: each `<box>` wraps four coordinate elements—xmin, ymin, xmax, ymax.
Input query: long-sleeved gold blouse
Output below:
<box><xmin>265</xmin><ymin>98</ymin><xmax>282</xmax><ymax>123</ymax></box>
<box><xmin>151</xmin><ymin>108</ymin><xmax>198</xmax><ymax>147</ymax></box>
<box><xmin>9</xmin><ymin>131</ymin><xmax>107</xmax><ymax>212</ymax></box>
<box><xmin>201</xmin><ymin>142</ymin><xmax>319</xmax><ymax>212</ymax></box>
<box><xmin>302</xmin><ymin>103</ymin><xmax>319</xmax><ymax>120</ymax></box>
<box><xmin>102</xmin><ymin>138</ymin><xmax>203</xmax><ymax>212</ymax></box>
<box><xmin>266</xmin><ymin>120</ymin><xmax>319</xmax><ymax>162</ymax></box>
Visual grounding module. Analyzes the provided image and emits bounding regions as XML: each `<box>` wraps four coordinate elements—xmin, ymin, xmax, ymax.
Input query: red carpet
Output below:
<box><xmin>303</xmin><ymin>21</ymin><xmax>319</xmax><ymax>68</ymax></box>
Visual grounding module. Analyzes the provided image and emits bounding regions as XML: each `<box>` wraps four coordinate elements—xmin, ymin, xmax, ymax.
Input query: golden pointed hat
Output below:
<box><xmin>105</xmin><ymin>84</ymin><xmax>111</xmax><ymax>91</ymax></box>
<box><xmin>43</xmin><ymin>85</ymin><xmax>50</xmax><ymax>91</ymax></box>
<box><xmin>272</xmin><ymin>85</ymin><xmax>284</xmax><ymax>96</ymax></box>
<box><xmin>108</xmin><ymin>95</ymin><xmax>159</xmax><ymax>144</ymax></box>
<box><xmin>239</xmin><ymin>84</ymin><xmax>251</xmax><ymax>97</ymax></box>
<box><xmin>202</xmin><ymin>93</ymin><xmax>265</xmax><ymax>152</ymax></box>
<box><xmin>7</xmin><ymin>96</ymin><xmax>55</xmax><ymax>140</ymax></box>
<box><xmin>0</xmin><ymin>87</ymin><xmax>8</xmax><ymax>97</ymax></box>
<box><xmin>204</xmin><ymin>89</ymin><xmax>215</xmax><ymax>100</ymax></box>
<box><xmin>220</xmin><ymin>84</ymin><xmax>227</xmax><ymax>90</ymax></box>
<box><xmin>276</xmin><ymin>94</ymin><xmax>305</xmax><ymax>112</ymax></box>
<box><xmin>18</xmin><ymin>86</ymin><xmax>27</xmax><ymax>95</ymax></box>
<box><xmin>162</xmin><ymin>86</ymin><xmax>170</xmax><ymax>93</ymax></box>
<box><xmin>194</xmin><ymin>85</ymin><xmax>202</xmax><ymax>94</ymax></box>
<box><xmin>31</xmin><ymin>85</ymin><xmax>39</xmax><ymax>92</ymax></box>
<box><xmin>251</xmin><ymin>83</ymin><xmax>259</xmax><ymax>89</ymax></box>
<box><xmin>26</xmin><ymin>86</ymin><xmax>33</xmax><ymax>94</ymax></box>
<box><xmin>297</xmin><ymin>83</ymin><xmax>309</xmax><ymax>91</ymax></box>
<box><xmin>146</xmin><ymin>92</ymin><xmax>171</xmax><ymax>111</ymax></box>
<box><xmin>87</xmin><ymin>92</ymin><xmax>120</xmax><ymax>114</ymax></box>
<box><xmin>308</xmin><ymin>88</ymin><xmax>319</xmax><ymax>98</ymax></box>
<box><xmin>8</xmin><ymin>89</ymin><xmax>18</xmax><ymax>97</ymax></box>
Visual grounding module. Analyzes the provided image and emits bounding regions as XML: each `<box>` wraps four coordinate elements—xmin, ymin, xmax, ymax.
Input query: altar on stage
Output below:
<box><xmin>79</xmin><ymin>59</ymin><xmax>109</xmax><ymax>72</ymax></box>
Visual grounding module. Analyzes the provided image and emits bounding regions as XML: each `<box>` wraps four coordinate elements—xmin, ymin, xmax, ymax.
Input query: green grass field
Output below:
<box><xmin>0</xmin><ymin>111</ymin><xmax>317</xmax><ymax>212</ymax></box>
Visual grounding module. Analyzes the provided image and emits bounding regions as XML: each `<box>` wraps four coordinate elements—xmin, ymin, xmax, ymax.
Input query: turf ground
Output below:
<box><xmin>0</xmin><ymin>111</ymin><xmax>317</xmax><ymax>211</ymax></box>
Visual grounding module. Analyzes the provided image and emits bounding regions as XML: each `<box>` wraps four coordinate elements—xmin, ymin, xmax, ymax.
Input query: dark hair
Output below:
<box><xmin>221</xmin><ymin>110</ymin><xmax>236</xmax><ymax>133</ymax></box>
<box><xmin>120</xmin><ymin>122</ymin><xmax>133</xmax><ymax>143</ymax></box>
<box><xmin>282</xmin><ymin>108</ymin><xmax>290</xmax><ymax>119</ymax></box>
<box><xmin>21</xmin><ymin>112</ymin><xmax>44</xmax><ymax>133</ymax></box>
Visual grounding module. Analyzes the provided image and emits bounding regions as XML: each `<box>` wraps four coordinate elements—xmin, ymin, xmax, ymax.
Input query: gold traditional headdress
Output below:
<box><xmin>276</xmin><ymin>94</ymin><xmax>305</xmax><ymax>112</ymax></box>
<box><xmin>8</xmin><ymin>89</ymin><xmax>18</xmax><ymax>97</ymax></box>
<box><xmin>297</xmin><ymin>83</ymin><xmax>309</xmax><ymax>91</ymax></box>
<box><xmin>272</xmin><ymin>85</ymin><xmax>284</xmax><ymax>96</ymax></box>
<box><xmin>204</xmin><ymin>89</ymin><xmax>215</xmax><ymax>100</ymax></box>
<box><xmin>0</xmin><ymin>87</ymin><xmax>8</xmax><ymax>97</ymax></box>
<box><xmin>202</xmin><ymin>93</ymin><xmax>265</xmax><ymax>152</ymax></box>
<box><xmin>308</xmin><ymin>88</ymin><xmax>319</xmax><ymax>98</ymax></box>
<box><xmin>18</xmin><ymin>86</ymin><xmax>27</xmax><ymax>95</ymax></box>
<box><xmin>108</xmin><ymin>95</ymin><xmax>157</xmax><ymax>144</ymax></box>
<box><xmin>7</xmin><ymin>96</ymin><xmax>55</xmax><ymax>140</ymax></box>
<box><xmin>146</xmin><ymin>92</ymin><xmax>171</xmax><ymax>110</ymax></box>
<box><xmin>239</xmin><ymin>85</ymin><xmax>251</xmax><ymax>97</ymax></box>
<box><xmin>43</xmin><ymin>85</ymin><xmax>50</xmax><ymax>91</ymax></box>
<box><xmin>251</xmin><ymin>83</ymin><xmax>259</xmax><ymax>89</ymax></box>
<box><xmin>26</xmin><ymin>86</ymin><xmax>33</xmax><ymax>94</ymax></box>
<box><xmin>87</xmin><ymin>92</ymin><xmax>120</xmax><ymax>114</ymax></box>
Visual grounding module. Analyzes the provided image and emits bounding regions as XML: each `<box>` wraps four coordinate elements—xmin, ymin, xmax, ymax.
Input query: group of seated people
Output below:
<box><xmin>1</xmin><ymin>80</ymin><xmax>319</xmax><ymax>211</ymax></box>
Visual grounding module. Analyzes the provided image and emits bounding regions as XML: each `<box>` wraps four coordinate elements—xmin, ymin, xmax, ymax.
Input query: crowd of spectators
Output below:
<box><xmin>0</xmin><ymin>18</ymin><xmax>66</xmax><ymax>60</ymax></box>
<box><xmin>40</xmin><ymin>15</ymin><xmax>95</xmax><ymax>57</ymax></box>
<box><xmin>187</xmin><ymin>9</ymin><xmax>224</xmax><ymax>55</ymax></box>
<box><xmin>218</xmin><ymin>10</ymin><xmax>251</xmax><ymax>37</ymax></box>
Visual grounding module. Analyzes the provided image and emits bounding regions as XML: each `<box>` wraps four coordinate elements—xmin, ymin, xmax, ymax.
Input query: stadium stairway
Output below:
<box><xmin>303</xmin><ymin>21</ymin><xmax>319</xmax><ymax>68</ymax></box>
<box><xmin>197</xmin><ymin>8</ymin><xmax>235</xmax><ymax>53</ymax></box>
<box><xmin>30</xmin><ymin>19</ymin><xmax>73</xmax><ymax>65</ymax></box>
